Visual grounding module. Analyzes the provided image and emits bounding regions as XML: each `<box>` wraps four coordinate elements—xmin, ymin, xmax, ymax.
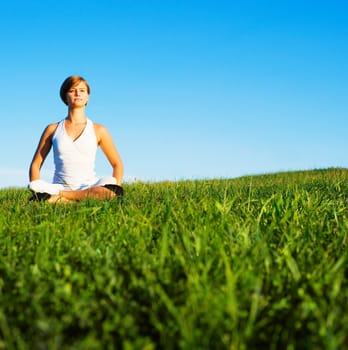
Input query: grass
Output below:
<box><xmin>1</xmin><ymin>168</ymin><xmax>348</xmax><ymax>349</ymax></box>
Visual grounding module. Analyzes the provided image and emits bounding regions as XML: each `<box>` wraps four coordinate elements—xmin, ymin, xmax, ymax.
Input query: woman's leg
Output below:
<box><xmin>30</xmin><ymin>177</ymin><xmax>122</xmax><ymax>203</ymax></box>
<box><xmin>51</xmin><ymin>186</ymin><xmax>116</xmax><ymax>202</ymax></box>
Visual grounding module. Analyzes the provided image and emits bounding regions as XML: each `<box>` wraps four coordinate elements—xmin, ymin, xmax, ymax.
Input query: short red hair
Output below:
<box><xmin>60</xmin><ymin>75</ymin><xmax>90</xmax><ymax>105</ymax></box>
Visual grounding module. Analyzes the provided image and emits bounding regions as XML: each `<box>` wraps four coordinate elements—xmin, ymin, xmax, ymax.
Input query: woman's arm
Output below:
<box><xmin>29</xmin><ymin>124</ymin><xmax>57</xmax><ymax>181</ymax></box>
<box><xmin>95</xmin><ymin>124</ymin><xmax>124</xmax><ymax>185</ymax></box>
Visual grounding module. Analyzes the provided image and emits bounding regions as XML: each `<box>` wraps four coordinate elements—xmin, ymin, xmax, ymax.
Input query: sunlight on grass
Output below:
<box><xmin>1</xmin><ymin>168</ymin><xmax>348</xmax><ymax>349</ymax></box>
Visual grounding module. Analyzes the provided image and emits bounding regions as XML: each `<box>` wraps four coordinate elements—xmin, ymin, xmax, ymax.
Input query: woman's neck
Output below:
<box><xmin>66</xmin><ymin>107</ymin><xmax>87</xmax><ymax>124</ymax></box>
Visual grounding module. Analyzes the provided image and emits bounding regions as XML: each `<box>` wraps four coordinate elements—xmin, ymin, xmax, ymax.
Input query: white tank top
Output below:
<box><xmin>52</xmin><ymin>118</ymin><xmax>98</xmax><ymax>190</ymax></box>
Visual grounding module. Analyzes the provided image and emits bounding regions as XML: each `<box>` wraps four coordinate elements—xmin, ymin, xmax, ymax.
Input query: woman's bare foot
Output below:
<box><xmin>47</xmin><ymin>194</ymin><xmax>71</xmax><ymax>204</ymax></box>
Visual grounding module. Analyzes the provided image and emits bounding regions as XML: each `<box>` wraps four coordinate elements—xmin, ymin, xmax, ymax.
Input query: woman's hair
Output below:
<box><xmin>60</xmin><ymin>75</ymin><xmax>90</xmax><ymax>105</ymax></box>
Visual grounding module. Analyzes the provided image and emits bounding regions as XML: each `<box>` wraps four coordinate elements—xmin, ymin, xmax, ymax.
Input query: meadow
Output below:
<box><xmin>1</xmin><ymin>168</ymin><xmax>348</xmax><ymax>349</ymax></box>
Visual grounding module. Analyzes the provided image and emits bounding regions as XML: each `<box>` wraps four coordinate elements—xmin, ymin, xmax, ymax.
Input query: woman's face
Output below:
<box><xmin>66</xmin><ymin>81</ymin><xmax>89</xmax><ymax>107</ymax></box>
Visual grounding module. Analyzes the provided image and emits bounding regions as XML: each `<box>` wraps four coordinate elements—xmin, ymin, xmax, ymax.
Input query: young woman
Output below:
<box><xmin>29</xmin><ymin>75</ymin><xmax>124</xmax><ymax>203</ymax></box>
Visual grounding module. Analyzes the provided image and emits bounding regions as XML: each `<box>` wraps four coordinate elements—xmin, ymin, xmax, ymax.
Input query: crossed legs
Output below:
<box><xmin>48</xmin><ymin>186</ymin><xmax>116</xmax><ymax>203</ymax></box>
<box><xmin>29</xmin><ymin>178</ymin><xmax>123</xmax><ymax>203</ymax></box>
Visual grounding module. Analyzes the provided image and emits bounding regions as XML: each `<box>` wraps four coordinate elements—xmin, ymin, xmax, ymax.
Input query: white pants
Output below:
<box><xmin>29</xmin><ymin>176</ymin><xmax>117</xmax><ymax>195</ymax></box>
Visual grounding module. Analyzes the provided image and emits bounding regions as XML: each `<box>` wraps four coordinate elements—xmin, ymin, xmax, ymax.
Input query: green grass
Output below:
<box><xmin>1</xmin><ymin>168</ymin><xmax>348</xmax><ymax>349</ymax></box>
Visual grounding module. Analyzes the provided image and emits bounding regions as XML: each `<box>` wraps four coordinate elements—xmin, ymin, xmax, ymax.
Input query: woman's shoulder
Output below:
<box><xmin>92</xmin><ymin>121</ymin><xmax>109</xmax><ymax>134</ymax></box>
<box><xmin>91</xmin><ymin>121</ymin><xmax>112</xmax><ymax>143</ymax></box>
<box><xmin>91</xmin><ymin>121</ymin><xmax>104</xmax><ymax>128</ymax></box>
<box><xmin>46</xmin><ymin>122</ymin><xmax>60</xmax><ymax>133</ymax></box>
<box><xmin>47</xmin><ymin>121</ymin><xmax>60</xmax><ymax>129</ymax></box>
<box><xmin>41</xmin><ymin>121</ymin><xmax>61</xmax><ymax>139</ymax></box>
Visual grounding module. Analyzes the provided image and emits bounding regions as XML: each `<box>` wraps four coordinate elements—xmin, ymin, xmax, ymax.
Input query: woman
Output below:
<box><xmin>29</xmin><ymin>75</ymin><xmax>124</xmax><ymax>203</ymax></box>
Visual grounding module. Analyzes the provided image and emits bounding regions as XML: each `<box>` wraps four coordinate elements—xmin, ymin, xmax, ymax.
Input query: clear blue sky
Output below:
<box><xmin>1</xmin><ymin>0</ymin><xmax>347</xmax><ymax>188</ymax></box>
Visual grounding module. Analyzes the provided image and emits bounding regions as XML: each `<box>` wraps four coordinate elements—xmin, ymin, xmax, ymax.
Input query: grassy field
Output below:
<box><xmin>1</xmin><ymin>168</ymin><xmax>348</xmax><ymax>349</ymax></box>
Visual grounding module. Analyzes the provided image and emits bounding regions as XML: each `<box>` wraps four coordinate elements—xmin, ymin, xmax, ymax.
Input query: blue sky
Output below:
<box><xmin>1</xmin><ymin>0</ymin><xmax>347</xmax><ymax>188</ymax></box>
